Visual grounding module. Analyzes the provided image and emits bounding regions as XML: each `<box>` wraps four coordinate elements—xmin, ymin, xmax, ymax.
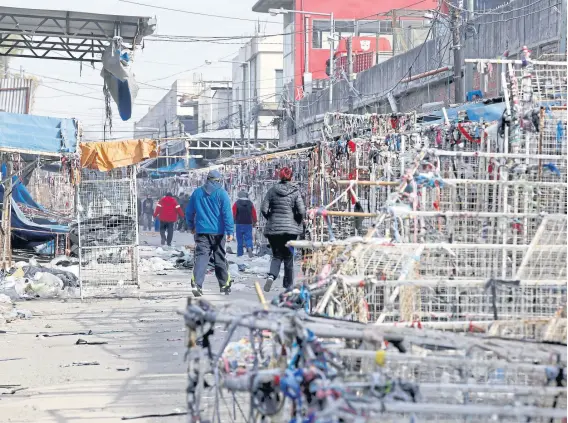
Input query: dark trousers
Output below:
<box><xmin>160</xmin><ymin>221</ymin><xmax>175</xmax><ymax>245</ymax></box>
<box><xmin>143</xmin><ymin>213</ymin><xmax>153</xmax><ymax>231</ymax></box>
<box><xmin>236</xmin><ymin>224</ymin><xmax>253</xmax><ymax>256</ymax></box>
<box><xmin>193</xmin><ymin>234</ymin><xmax>230</xmax><ymax>289</ymax></box>
<box><xmin>266</xmin><ymin>234</ymin><xmax>298</xmax><ymax>289</ymax></box>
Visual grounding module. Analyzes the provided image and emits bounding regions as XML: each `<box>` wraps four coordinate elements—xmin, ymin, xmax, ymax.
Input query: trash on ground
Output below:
<box><xmin>75</xmin><ymin>338</ymin><xmax>108</xmax><ymax>345</ymax></box>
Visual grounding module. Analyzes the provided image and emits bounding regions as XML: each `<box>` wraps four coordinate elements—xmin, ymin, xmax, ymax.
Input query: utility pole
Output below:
<box><xmin>253</xmin><ymin>88</ymin><xmax>259</xmax><ymax>147</ymax></box>
<box><xmin>347</xmin><ymin>36</ymin><xmax>354</xmax><ymax>113</ymax></box>
<box><xmin>238</xmin><ymin>104</ymin><xmax>245</xmax><ymax>154</ymax></box>
<box><xmin>328</xmin><ymin>12</ymin><xmax>335</xmax><ymax>108</ymax></box>
<box><xmin>451</xmin><ymin>0</ymin><xmax>464</xmax><ymax>104</ymax></box>
<box><xmin>164</xmin><ymin>120</ymin><xmax>169</xmax><ymax>166</ymax></box>
<box><xmin>392</xmin><ymin>10</ymin><xmax>397</xmax><ymax>56</ymax></box>
<box><xmin>375</xmin><ymin>14</ymin><xmax>380</xmax><ymax>65</ymax></box>
<box><xmin>560</xmin><ymin>0</ymin><xmax>567</xmax><ymax>56</ymax></box>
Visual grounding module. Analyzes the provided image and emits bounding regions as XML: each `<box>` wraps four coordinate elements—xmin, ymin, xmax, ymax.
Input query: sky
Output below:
<box><xmin>4</xmin><ymin>0</ymin><xmax>281</xmax><ymax>141</ymax></box>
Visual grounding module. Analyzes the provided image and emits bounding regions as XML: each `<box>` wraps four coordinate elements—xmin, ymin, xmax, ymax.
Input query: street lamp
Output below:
<box><xmin>206</xmin><ymin>59</ymin><xmax>252</xmax><ymax>154</ymax></box>
<box><xmin>269</xmin><ymin>8</ymin><xmax>335</xmax><ymax>107</ymax></box>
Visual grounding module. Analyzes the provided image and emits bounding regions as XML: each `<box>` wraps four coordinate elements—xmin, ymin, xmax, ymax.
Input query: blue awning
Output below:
<box><xmin>0</xmin><ymin>112</ymin><xmax>78</xmax><ymax>154</ymax></box>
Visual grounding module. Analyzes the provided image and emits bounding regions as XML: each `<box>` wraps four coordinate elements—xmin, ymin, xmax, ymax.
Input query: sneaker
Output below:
<box><xmin>192</xmin><ymin>286</ymin><xmax>203</xmax><ymax>297</ymax></box>
<box><xmin>264</xmin><ymin>276</ymin><xmax>275</xmax><ymax>293</ymax></box>
<box><xmin>220</xmin><ymin>286</ymin><xmax>231</xmax><ymax>295</ymax></box>
<box><xmin>246</xmin><ymin>248</ymin><xmax>253</xmax><ymax>258</ymax></box>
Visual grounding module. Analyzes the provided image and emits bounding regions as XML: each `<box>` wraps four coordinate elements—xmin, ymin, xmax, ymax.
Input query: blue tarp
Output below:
<box><xmin>0</xmin><ymin>112</ymin><xmax>78</xmax><ymax>154</ymax></box>
<box><xmin>149</xmin><ymin>159</ymin><xmax>198</xmax><ymax>178</ymax></box>
<box><xmin>429</xmin><ymin>102</ymin><xmax>506</xmax><ymax>124</ymax></box>
<box><xmin>1</xmin><ymin>165</ymin><xmax>67</xmax><ymax>245</ymax></box>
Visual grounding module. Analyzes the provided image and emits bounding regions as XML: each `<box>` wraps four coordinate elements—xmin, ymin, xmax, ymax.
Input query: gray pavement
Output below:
<box><xmin>0</xmin><ymin>231</ymin><xmax>272</xmax><ymax>423</ymax></box>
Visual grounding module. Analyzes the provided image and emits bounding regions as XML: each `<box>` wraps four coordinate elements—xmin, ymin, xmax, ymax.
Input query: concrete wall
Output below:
<box><xmin>285</xmin><ymin>0</ymin><xmax>564</xmax><ymax>146</ymax></box>
<box><xmin>197</xmin><ymin>85</ymin><xmax>232</xmax><ymax>132</ymax></box>
<box><xmin>232</xmin><ymin>34</ymin><xmax>284</xmax><ymax>123</ymax></box>
<box><xmin>135</xmin><ymin>79</ymin><xmax>199</xmax><ymax>138</ymax></box>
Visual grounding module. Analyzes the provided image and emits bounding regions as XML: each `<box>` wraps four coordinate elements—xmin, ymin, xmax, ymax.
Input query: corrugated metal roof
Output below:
<box><xmin>0</xmin><ymin>79</ymin><xmax>34</xmax><ymax>114</ymax></box>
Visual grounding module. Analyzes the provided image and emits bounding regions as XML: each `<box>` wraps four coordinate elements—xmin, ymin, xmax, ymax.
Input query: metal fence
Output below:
<box><xmin>75</xmin><ymin>166</ymin><xmax>139</xmax><ymax>296</ymax></box>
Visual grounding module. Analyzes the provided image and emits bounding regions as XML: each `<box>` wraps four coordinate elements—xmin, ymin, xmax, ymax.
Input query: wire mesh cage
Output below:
<box><xmin>288</xmin><ymin>59</ymin><xmax>568</xmax><ymax>332</ymax></box>
<box><xmin>75</xmin><ymin>166</ymin><xmax>139</xmax><ymax>296</ymax></box>
<box><xmin>181</xmin><ymin>300</ymin><xmax>567</xmax><ymax>423</ymax></box>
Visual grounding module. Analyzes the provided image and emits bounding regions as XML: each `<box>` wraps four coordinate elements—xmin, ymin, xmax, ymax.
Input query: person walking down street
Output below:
<box><xmin>141</xmin><ymin>195</ymin><xmax>154</xmax><ymax>231</ymax></box>
<box><xmin>178</xmin><ymin>194</ymin><xmax>190</xmax><ymax>232</ymax></box>
<box><xmin>153</xmin><ymin>192</ymin><xmax>184</xmax><ymax>246</ymax></box>
<box><xmin>232</xmin><ymin>190</ymin><xmax>257</xmax><ymax>258</ymax></box>
<box><xmin>186</xmin><ymin>170</ymin><xmax>234</xmax><ymax>297</ymax></box>
<box><xmin>261</xmin><ymin>167</ymin><xmax>306</xmax><ymax>292</ymax></box>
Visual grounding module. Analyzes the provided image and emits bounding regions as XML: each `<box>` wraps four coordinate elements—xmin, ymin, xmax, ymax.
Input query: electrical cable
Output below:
<box><xmin>118</xmin><ymin>0</ymin><xmax>280</xmax><ymax>24</ymax></box>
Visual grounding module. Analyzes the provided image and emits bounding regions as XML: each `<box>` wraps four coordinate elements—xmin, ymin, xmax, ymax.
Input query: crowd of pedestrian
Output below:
<box><xmin>138</xmin><ymin>165</ymin><xmax>305</xmax><ymax>298</ymax></box>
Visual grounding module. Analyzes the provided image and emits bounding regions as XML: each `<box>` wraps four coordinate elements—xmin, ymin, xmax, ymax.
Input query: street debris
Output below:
<box><xmin>65</xmin><ymin>361</ymin><xmax>100</xmax><ymax>367</ymax></box>
<box><xmin>121</xmin><ymin>411</ymin><xmax>187</xmax><ymax>420</ymax></box>
<box><xmin>75</xmin><ymin>338</ymin><xmax>108</xmax><ymax>345</ymax></box>
<box><xmin>1</xmin><ymin>386</ymin><xmax>27</xmax><ymax>395</ymax></box>
<box><xmin>37</xmin><ymin>330</ymin><xmax>93</xmax><ymax>338</ymax></box>
<box><xmin>0</xmin><ymin>257</ymin><xmax>80</xmax><ymax>301</ymax></box>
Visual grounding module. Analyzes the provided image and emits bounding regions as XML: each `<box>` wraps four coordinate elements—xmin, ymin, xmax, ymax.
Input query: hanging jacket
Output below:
<box><xmin>261</xmin><ymin>181</ymin><xmax>306</xmax><ymax>236</ymax></box>
<box><xmin>153</xmin><ymin>195</ymin><xmax>184</xmax><ymax>223</ymax></box>
<box><xmin>232</xmin><ymin>199</ymin><xmax>258</xmax><ymax>225</ymax></box>
<box><xmin>186</xmin><ymin>181</ymin><xmax>234</xmax><ymax>235</ymax></box>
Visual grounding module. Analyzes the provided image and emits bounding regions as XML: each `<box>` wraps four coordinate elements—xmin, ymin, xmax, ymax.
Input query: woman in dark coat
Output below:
<box><xmin>261</xmin><ymin>167</ymin><xmax>306</xmax><ymax>292</ymax></box>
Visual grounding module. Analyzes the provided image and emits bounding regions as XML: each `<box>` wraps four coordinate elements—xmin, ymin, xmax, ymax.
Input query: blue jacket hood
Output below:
<box><xmin>203</xmin><ymin>180</ymin><xmax>222</xmax><ymax>195</ymax></box>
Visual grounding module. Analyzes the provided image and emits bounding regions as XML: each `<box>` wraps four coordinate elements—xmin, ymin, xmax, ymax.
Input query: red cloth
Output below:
<box><xmin>347</xmin><ymin>140</ymin><xmax>356</xmax><ymax>153</ymax></box>
<box><xmin>153</xmin><ymin>195</ymin><xmax>184</xmax><ymax>222</ymax></box>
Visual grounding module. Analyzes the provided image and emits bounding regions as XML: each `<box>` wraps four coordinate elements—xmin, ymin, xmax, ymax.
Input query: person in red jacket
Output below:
<box><xmin>153</xmin><ymin>192</ymin><xmax>184</xmax><ymax>246</ymax></box>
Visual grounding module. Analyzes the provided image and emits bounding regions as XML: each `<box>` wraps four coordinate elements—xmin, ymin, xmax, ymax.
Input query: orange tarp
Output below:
<box><xmin>80</xmin><ymin>139</ymin><xmax>158</xmax><ymax>171</ymax></box>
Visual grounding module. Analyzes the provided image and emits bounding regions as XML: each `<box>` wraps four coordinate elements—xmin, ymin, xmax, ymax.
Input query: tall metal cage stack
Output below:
<box><xmin>75</xmin><ymin>166</ymin><xmax>139</xmax><ymax>297</ymax></box>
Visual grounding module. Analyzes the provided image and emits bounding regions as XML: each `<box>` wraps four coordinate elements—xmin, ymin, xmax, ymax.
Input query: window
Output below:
<box><xmin>275</xmin><ymin>69</ymin><xmax>283</xmax><ymax>96</ymax></box>
<box><xmin>312</xmin><ymin>20</ymin><xmax>355</xmax><ymax>49</ymax></box>
<box><xmin>356</xmin><ymin>20</ymin><xmax>393</xmax><ymax>36</ymax></box>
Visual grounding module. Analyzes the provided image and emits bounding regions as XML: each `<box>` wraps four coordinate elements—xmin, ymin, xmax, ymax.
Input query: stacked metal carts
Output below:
<box><xmin>289</xmin><ymin>59</ymin><xmax>567</xmax><ymax>340</ymax></box>
<box><xmin>74</xmin><ymin>139</ymin><xmax>158</xmax><ymax>298</ymax></box>
<box><xmin>75</xmin><ymin>166</ymin><xmax>140</xmax><ymax>297</ymax></box>
<box><xmin>181</xmin><ymin>298</ymin><xmax>567</xmax><ymax>423</ymax></box>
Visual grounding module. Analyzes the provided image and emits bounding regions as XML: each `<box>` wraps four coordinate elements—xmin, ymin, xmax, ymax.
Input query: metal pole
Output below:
<box><xmin>328</xmin><ymin>12</ymin><xmax>334</xmax><ymax>108</ymax></box>
<box><xmin>1</xmin><ymin>156</ymin><xmax>12</xmax><ymax>269</ymax></box>
<box><xmin>560</xmin><ymin>0</ymin><xmax>567</xmax><ymax>55</ymax></box>
<box><xmin>347</xmin><ymin>36</ymin><xmax>354</xmax><ymax>113</ymax></box>
<box><xmin>247</xmin><ymin>62</ymin><xmax>251</xmax><ymax>156</ymax></box>
<box><xmin>375</xmin><ymin>14</ymin><xmax>380</xmax><ymax>64</ymax></box>
<box><xmin>451</xmin><ymin>0</ymin><xmax>464</xmax><ymax>103</ymax></box>
<box><xmin>238</xmin><ymin>104</ymin><xmax>245</xmax><ymax>154</ymax></box>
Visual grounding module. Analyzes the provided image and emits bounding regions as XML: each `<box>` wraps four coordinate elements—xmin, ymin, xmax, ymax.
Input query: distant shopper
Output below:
<box><xmin>261</xmin><ymin>167</ymin><xmax>306</xmax><ymax>292</ymax></box>
<box><xmin>141</xmin><ymin>195</ymin><xmax>154</xmax><ymax>231</ymax></box>
<box><xmin>232</xmin><ymin>190</ymin><xmax>257</xmax><ymax>258</ymax></box>
<box><xmin>186</xmin><ymin>170</ymin><xmax>234</xmax><ymax>297</ymax></box>
<box><xmin>179</xmin><ymin>194</ymin><xmax>190</xmax><ymax>232</ymax></box>
<box><xmin>153</xmin><ymin>192</ymin><xmax>184</xmax><ymax>246</ymax></box>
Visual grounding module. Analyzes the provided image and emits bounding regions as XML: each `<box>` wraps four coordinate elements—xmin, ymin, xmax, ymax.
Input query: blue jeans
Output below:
<box><xmin>235</xmin><ymin>224</ymin><xmax>253</xmax><ymax>256</ymax></box>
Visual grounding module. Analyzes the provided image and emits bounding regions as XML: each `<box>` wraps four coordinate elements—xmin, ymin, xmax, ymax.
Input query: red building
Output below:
<box><xmin>252</xmin><ymin>0</ymin><xmax>438</xmax><ymax>99</ymax></box>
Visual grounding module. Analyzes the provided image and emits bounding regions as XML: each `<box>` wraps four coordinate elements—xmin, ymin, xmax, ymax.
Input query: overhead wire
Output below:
<box><xmin>117</xmin><ymin>0</ymin><xmax>280</xmax><ymax>24</ymax></box>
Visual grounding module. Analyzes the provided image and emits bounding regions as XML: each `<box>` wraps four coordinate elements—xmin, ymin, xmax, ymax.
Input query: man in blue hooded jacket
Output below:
<box><xmin>186</xmin><ymin>170</ymin><xmax>234</xmax><ymax>297</ymax></box>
